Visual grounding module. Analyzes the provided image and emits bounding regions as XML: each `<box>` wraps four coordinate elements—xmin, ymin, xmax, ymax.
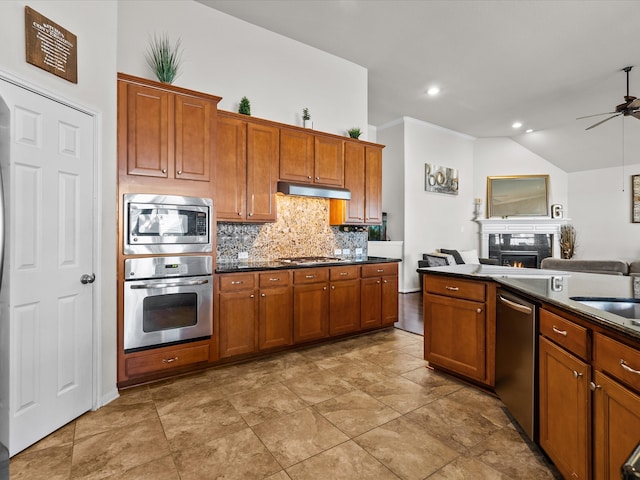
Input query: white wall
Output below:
<box><xmin>473</xmin><ymin>137</ymin><xmax>569</xmax><ymax>217</ymax></box>
<box><xmin>117</xmin><ymin>1</ymin><xmax>368</xmax><ymax>139</ymax></box>
<box><xmin>0</xmin><ymin>1</ymin><xmax>119</xmax><ymax>406</ymax></box>
<box><xmin>377</xmin><ymin>120</ymin><xmax>405</xmax><ymax>243</ymax></box>
<box><xmin>378</xmin><ymin>117</ymin><xmax>476</xmax><ymax>292</ymax></box>
<box><xmin>569</xmin><ymin>164</ymin><xmax>640</xmax><ymax>261</ymax></box>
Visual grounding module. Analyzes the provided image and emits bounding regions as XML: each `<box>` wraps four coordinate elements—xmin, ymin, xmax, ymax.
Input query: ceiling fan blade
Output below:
<box><xmin>585</xmin><ymin>113</ymin><xmax>621</xmax><ymax>130</ymax></box>
<box><xmin>627</xmin><ymin>98</ymin><xmax>640</xmax><ymax>109</ymax></box>
<box><xmin>576</xmin><ymin>111</ymin><xmax>616</xmax><ymax>120</ymax></box>
<box><xmin>632</xmin><ymin>111</ymin><xmax>640</xmax><ymax>120</ymax></box>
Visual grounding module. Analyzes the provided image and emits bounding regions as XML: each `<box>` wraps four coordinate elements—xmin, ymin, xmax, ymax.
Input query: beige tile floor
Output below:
<box><xmin>10</xmin><ymin>324</ymin><xmax>560</xmax><ymax>479</ymax></box>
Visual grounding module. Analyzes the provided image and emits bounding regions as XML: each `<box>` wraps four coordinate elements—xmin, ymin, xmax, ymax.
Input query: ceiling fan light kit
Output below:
<box><xmin>579</xmin><ymin>66</ymin><xmax>640</xmax><ymax>130</ymax></box>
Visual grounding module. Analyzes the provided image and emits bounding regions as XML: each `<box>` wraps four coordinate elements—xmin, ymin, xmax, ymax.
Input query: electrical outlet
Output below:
<box><xmin>334</xmin><ymin>249</ymin><xmax>342</xmax><ymax>256</ymax></box>
<box><xmin>342</xmin><ymin>248</ymin><xmax>351</xmax><ymax>256</ymax></box>
<box><xmin>355</xmin><ymin>248</ymin><xmax>363</xmax><ymax>256</ymax></box>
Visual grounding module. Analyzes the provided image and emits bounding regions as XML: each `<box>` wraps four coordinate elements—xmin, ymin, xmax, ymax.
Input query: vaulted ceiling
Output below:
<box><xmin>198</xmin><ymin>0</ymin><xmax>640</xmax><ymax>173</ymax></box>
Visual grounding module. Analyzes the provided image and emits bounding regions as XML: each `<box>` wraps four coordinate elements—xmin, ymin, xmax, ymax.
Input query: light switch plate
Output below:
<box><xmin>334</xmin><ymin>249</ymin><xmax>342</xmax><ymax>256</ymax></box>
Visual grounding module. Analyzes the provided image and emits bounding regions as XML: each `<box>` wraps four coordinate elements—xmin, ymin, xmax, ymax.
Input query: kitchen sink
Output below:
<box><xmin>570</xmin><ymin>297</ymin><xmax>640</xmax><ymax>320</ymax></box>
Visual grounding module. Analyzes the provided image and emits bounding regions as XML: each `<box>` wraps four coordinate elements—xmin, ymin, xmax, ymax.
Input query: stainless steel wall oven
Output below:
<box><xmin>123</xmin><ymin>256</ymin><xmax>213</xmax><ymax>352</ymax></box>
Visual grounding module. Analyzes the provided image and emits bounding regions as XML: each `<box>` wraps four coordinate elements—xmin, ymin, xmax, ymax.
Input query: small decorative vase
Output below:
<box><xmin>303</xmin><ymin>119</ymin><xmax>313</xmax><ymax>129</ymax></box>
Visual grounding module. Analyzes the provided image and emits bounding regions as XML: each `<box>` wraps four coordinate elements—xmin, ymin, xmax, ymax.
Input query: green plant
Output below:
<box><xmin>145</xmin><ymin>33</ymin><xmax>183</xmax><ymax>84</ymax></box>
<box><xmin>347</xmin><ymin>127</ymin><xmax>362</xmax><ymax>139</ymax></box>
<box><xmin>302</xmin><ymin>107</ymin><xmax>310</xmax><ymax>120</ymax></box>
<box><xmin>238</xmin><ymin>96</ymin><xmax>251</xmax><ymax>115</ymax></box>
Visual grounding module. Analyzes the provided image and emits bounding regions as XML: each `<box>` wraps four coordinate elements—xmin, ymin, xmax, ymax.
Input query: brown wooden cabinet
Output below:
<box><xmin>293</xmin><ymin>268</ymin><xmax>329</xmax><ymax>343</ymax></box>
<box><xmin>117</xmin><ymin>73</ymin><xmax>220</xmax><ymax>185</ymax></box>
<box><xmin>123</xmin><ymin>341</ymin><xmax>210</xmax><ymax>381</ymax></box>
<box><xmin>360</xmin><ymin>263</ymin><xmax>398</xmax><ymax>330</ymax></box>
<box><xmin>218</xmin><ymin>273</ymin><xmax>258</xmax><ymax>358</ymax></box>
<box><xmin>258</xmin><ymin>272</ymin><xmax>292</xmax><ymax>350</ymax></box>
<box><xmin>330</xmin><ymin>143</ymin><xmax>383</xmax><ymax>226</ymax></box>
<box><xmin>422</xmin><ymin>274</ymin><xmax>495</xmax><ymax>386</ymax></box>
<box><xmin>280</xmin><ymin>129</ymin><xmax>344</xmax><ymax>187</ymax></box>
<box><xmin>329</xmin><ymin>266</ymin><xmax>361</xmax><ymax>336</ymax></box>
<box><xmin>539</xmin><ymin>335</ymin><xmax>591</xmax><ymax>480</ymax></box>
<box><xmin>216</xmin><ymin>112</ymin><xmax>279</xmax><ymax>221</ymax></box>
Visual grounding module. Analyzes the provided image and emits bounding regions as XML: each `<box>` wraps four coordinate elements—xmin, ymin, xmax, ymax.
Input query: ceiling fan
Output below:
<box><xmin>578</xmin><ymin>66</ymin><xmax>640</xmax><ymax>130</ymax></box>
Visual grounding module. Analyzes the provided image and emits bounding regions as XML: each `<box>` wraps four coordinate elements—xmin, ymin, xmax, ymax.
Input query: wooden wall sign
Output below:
<box><xmin>24</xmin><ymin>6</ymin><xmax>78</xmax><ymax>83</ymax></box>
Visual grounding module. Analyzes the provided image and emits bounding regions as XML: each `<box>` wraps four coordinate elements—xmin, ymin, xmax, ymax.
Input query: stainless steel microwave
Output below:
<box><xmin>124</xmin><ymin>194</ymin><xmax>213</xmax><ymax>254</ymax></box>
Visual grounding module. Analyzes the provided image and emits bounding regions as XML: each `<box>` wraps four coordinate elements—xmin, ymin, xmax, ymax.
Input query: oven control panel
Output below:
<box><xmin>125</xmin><ymin>255</ymin><xmax>213</xmax><ymax>279</ymax></box>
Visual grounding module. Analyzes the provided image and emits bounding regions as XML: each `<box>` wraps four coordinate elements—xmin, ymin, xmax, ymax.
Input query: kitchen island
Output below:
<box><xmin>418</xmin><ymin>264</ymin><xmax>640</xmax><ymax>480</ymax></box>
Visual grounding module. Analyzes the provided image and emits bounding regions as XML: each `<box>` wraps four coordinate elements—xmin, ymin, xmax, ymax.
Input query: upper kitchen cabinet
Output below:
<box><xmin>280</xmin><ymin>129</ymin><xmax>344</xmax><ymax>187</ymax></box>
<box><xmin>330</xmin><ymin>143</ymin><xmax>384</xmax><ymax>225</ymax></box>
<box><xmin>117</xmin><ymin>73</ymin><xmax>221</xmax><ymax>188</ymax></box>
<box><xmin>216</xmin><ymin>112</ymin><xmax>279</xmax><ymax>222</ymax></box>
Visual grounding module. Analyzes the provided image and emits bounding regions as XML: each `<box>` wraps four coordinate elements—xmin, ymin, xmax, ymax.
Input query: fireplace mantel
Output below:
<box><xmin>477</xmin><ymin>218</ymin><xmax>569</xmax><ymax>259</ymax></box>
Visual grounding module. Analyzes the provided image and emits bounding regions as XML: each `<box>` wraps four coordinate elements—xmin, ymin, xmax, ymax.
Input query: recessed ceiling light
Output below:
<box><xmin>525</xmin><ymin>128</ymin><xmax>533</xmax><ymax>133</ymax></box>
<box><xmin>426</xmin><ymin>87</ymin><xmax>440</xmax><ymax>96</ymax></box>
<box><xmin>512</xmin><ymin>122</ymin><xmax>523</xmax><ymax>129</ymax></box>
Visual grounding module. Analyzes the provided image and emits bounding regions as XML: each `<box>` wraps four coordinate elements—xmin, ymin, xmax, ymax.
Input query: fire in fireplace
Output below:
<box><xmin>488</xmin><ymin>233</ymin><xmax>551</xmax><ymax>268</ymax></box>
<box><xmin>499</xmin><ymin>251</ymin><xmax>539</xmax><ymax>268</ymax></box>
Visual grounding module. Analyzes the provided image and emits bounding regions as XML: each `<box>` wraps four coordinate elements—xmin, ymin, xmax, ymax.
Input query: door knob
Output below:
<box><xmin>80</xmin><ymin>273</ymin><xmax>95</xmax><ymax>284</ymax></box>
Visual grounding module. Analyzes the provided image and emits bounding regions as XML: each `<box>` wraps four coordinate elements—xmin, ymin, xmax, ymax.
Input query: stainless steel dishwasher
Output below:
<box><xmin>495</xmin><ymin>288</ymin><xmax>538</xmax><ymax>441</ymax></box>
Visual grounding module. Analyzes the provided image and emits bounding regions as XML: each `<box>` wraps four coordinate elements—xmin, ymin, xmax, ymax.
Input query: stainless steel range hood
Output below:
<box><xmin>277</xmin><ymin>181</ymin><xmax>351</xmax><ymax>200</ymax></box>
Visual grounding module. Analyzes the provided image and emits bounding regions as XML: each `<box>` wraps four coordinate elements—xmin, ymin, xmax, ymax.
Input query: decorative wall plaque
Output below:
<box><xmin>633</xmin><ymin>174</ymin><xmax>640</xmax><ymax>223</ymax></box>
<box><xmin>25</xmin><ymin>6</ymin><xmax>78</xmax><ymax>83</ymax></box>
<box><xmin>425</xmin><ymin>163</ymin><xmax>459</xmax><ymax>195</ymax></box>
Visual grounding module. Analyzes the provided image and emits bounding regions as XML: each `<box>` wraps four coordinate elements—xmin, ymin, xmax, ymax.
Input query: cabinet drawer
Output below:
<box><xmin>125</xmin><ymin>344</ymin><xmax>210</xmax><ymax>378</ymax></box>
<box><xmin>330</xmin><ymin>265</ymin><xmax>360</xmax><ymax>281</ymax></box>
<box><xmin>539</xmin><ymin>309</ymin><xmax>589</xmax><ymax>360</ymax></box>
<box><xmin>424</xmin><ymin>275</ymin><xmax>485</xmax><ymax>302</ymax></box>
<box><xmin>293</xmin><ymin>268</ymin><xmax>329</xmax><ymax>284</ymax></box>
<box><xmin>594</xmin><ymin>333</ymin><xmax>640</xmax><ymax>392</ymax></box>
<box><xmin>259</xmin><ymin>271</ymin><xmax>290</xmax><ymax>288</ymax></box>
<box><xmin>219</xmin><ymin>273</ymin><xmax>255</xmax><ymax>292</ymax></box>
<box><xmin>361</xmin><ymin>263</ymin><xmax>398</xmax><ymax>278</ymax></box>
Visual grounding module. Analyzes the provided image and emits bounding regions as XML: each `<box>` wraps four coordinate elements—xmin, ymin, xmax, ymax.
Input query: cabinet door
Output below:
<box><xmin>259</xmin><ymin>286</ymin><xmax>292</xmax><ymax>350</ymax></box>
<box><xmin>247</xmin><ymin>122</ymin><xmax>279</xmax><ymax>221</ymax></box>
<box><xmin>424</xmin><ymin>293</ymin><xmax>486</xmax><ymax>381</ymax></box>
<box><xmin>293</xmin><ymin>283</ymin><xmax>329</xmax><ymax>343</ymax></box>
<box><xmin>174</xmin><ymin>94</ymin><xmax>214</xmax><ymax>181</ymax></box>
<box><xmin>593</xmin><ymin>370</ymin><xmax>640</xmax><ymax>480</ymax></box>
<box><xmin>360</xmin><ymin>277</ymin><xmax>382</xmax><ymax>329</ymax></box>
<box><xmin>381</xmin><ymin>274</ymin><xmax>398</xmax><ymax>326</ymax></box>
<box><xmin>279</xmin><ymin>128</ymin><xmax>314</xmax><ymax>183</ymax></box>
<box><xmin>219</xmin><ymin>290</ymin><xmax>257</xmax><ymax>358</ymax></box>
<box><xmin>342</xmin><ymin>142</ymin><xmax>365</xmax><ymax>223</ymax></box>
<box><xmin>539</xmin><ymin>336</ymin><xmax>590</xmax><ymax>480</ymax></box>
<box><xmin>314</xmin><ymin>135</ymin><xmax>344</xmax><ymax>186</ymax></box>
<box><xmin>216</xmin><ymin>115</ymin><xmax>247</xmax><ymax>220</ymax></box>
<box><xmin>125</xmin><ymin>82</ymin><xmax>171</xmax><ymax>178</ymax></box>
<box><xmin>364</xmin><ymin>146</ymin><xmax>383</xmax><ymax>224</ymax></box>
<box><xmin>329</xmin><ymin>279</ymin><xmax>361</xmax><ymax>336</ymax></box>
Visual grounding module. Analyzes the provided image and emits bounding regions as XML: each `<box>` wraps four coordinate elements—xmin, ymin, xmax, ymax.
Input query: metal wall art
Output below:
<box><xmin>425</xmin><ymin>164</ymin><xmax>459</xmax><ymax>195</ymax></box>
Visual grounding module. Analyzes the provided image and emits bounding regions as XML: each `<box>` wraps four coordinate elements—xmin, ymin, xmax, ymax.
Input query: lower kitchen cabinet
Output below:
<box><xmin>218</xmin><ymin>274</ymin><xmax>258</xmax><ymax>358</ymax></box>
<box><xmin>293</xmin><ymin>269</ymin><xmax>329</xmax><ymax>343</ymax></box>
<box><xmin>422</xmin><ymin>274</ymin><xmax>494</xmax><ymax>386</ymax></box>
<box><xmin>258</xmin><ymin>272</ymin><xmax>292</xmax><ymax>350</ymax></box>
<box><xmin>124</xmin><ymin>341</ymin><xmax>211</xmax><ymax>379</ymax></box>
<box><xmin>539</xmin><ymin>335</ymin><xmax>591</xmax><ymax>480</ymax></box>
<box><xmin>329</xmin><ymin>266</ymin><xmax>361</xmax><ymax>336</ymax></box>
<box><xmin>360</xmin><ymin>263</ymin><xmax>398</xmax><ymax>330</ymax></box>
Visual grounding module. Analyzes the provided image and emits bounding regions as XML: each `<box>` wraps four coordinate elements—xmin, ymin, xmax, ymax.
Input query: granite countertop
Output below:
<box><xmin>418</xmin><ymin>264</ymin><xmax>640</xmax><ymax>341</ymax></box>
<box><xmin>216</xmin><ymin>256</ymin><xmax>402</xmax><ymax>274</ymax></box>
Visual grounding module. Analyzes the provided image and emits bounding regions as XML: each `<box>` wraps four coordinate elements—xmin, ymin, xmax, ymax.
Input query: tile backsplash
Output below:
<box><xmin>216</xmin><ymin>194</ymin><xmax>367</xmax><ymax>262</ymax></box>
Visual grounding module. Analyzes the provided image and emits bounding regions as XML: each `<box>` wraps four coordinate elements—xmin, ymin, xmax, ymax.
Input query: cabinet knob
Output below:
<box><xmin>250</xmin><ymin>294</ymin><xmax>255</xmax><ymax>298</ymax></box>
<box><xmin>331</xmin><ymin>285</ymin><xmax>335</xmax><ymax>290</ymax></box>
<box><xmin>589</xmin><ymin>381</ymin><xmax>602</xmax><ymax>391</ymax></box>
<box><xmin>476</xmin><ymin>308</ymin><xmax>482</xmax><ymax>313</ymax></box>
<box><xmin>238</xmin><ymin>212</ymin><xmax>242</xmax><ymax>216</ymax></box>
<box><xmin>177</xmin><ymin>170</ymin><xmax>182</xmax><ymax>175</ymax></box>
<box><xmin>573</xmin><ymin>370</ymin><xmax>583</xmax><ymax>379</ymax></box>
<box><xmin>261</xmin><ymin>293</ymin><xmax>266</xmax><ymax>297</ymax></box>
<box><xmin>323</xmin><ymin>286</ymin><xmax>327</xmax><ymax>291</ymax></box>
<box><xmin>383</xmin><ymin>280</ymin><xmax>388</xmax><ymax>284</ymax></box>
<box><xmin>307</xmin><ymin>175</ymin><xmax>312</xmax><ymax>179</ymax></box>
<box><xmin>376</xmin><ymin>280</ymin><xmax>381</xmax><ymax>284</ymax></box>
<box><xmin>315</xmin><ymin>176</ymin><xmax>320</xmax><ymax>180</ymax></box>
<box><xmin>161</xmin><ymin>168</ymin><xmax>167</xmax><ymax>174</ymax></box>
<box><xmin>248</xmin><ymin>213</ymin><xmax>253</xmax><ymax>217</ymax></box>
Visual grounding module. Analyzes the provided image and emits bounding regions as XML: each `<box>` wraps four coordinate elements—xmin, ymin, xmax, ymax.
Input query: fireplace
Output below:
<box><xmin>477</xmin><ymin>218</ymin><xmax>566</xmax><ymax>268</ymax></box>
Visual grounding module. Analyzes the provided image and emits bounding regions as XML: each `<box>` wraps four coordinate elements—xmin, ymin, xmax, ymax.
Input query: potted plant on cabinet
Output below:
<box><xmin>238</xmin><ymin>96</ymin><xmax>251</xmax><ymax>115</ymax></box>
<box><xmin>302</xmin><ymin>107</ymin><xmax>312</xmax><ymax>128</ymax></box>
<box><xmin>145</xmin><ymin>33</ymin><xmax>183</xmax><ymax>84</ymax></box>
<box><xmin>347</xmin><ymin>127</ymin><xmax>362</xmax><ymax>139</ymax></box>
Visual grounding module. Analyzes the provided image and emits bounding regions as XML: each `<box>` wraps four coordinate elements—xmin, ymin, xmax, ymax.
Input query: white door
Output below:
<box><xmin>0</xmin><ymin>79</ymin><xmax>95</xmax><ymax>455</ymax></box>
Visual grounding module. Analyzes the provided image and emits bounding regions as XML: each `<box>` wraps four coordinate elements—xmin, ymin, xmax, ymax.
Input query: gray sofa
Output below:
<box><xmin>540</xmin><ymin>258</ymin><xmax>640</xmax><ymax>276</ymax></box>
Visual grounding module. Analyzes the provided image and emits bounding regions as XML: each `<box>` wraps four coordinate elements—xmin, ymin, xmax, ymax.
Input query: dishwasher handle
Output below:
<box><xmin>498</xmin><ymin>294</ymin><xmax>533</xmax><ymax>315</ymax></box>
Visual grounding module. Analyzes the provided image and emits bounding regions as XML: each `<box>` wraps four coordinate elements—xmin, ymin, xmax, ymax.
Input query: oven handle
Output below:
<box><xmin>130</xmin><ymin>279</ymin><xmax>210</xmax><ymax>289</ymax></box>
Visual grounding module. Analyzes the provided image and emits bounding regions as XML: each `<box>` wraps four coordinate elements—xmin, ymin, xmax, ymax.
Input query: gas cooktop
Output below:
<box><xmin>278</xmin><ymin>256</ymin><xmax>346</xmax><ymax>265</ymax></box>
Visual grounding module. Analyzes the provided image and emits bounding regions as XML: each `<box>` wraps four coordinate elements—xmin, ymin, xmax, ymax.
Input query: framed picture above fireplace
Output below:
<box><xmin>487</xmin><ymin>175</ymin><xmax>549</xmax><ymax>218</ymax></box>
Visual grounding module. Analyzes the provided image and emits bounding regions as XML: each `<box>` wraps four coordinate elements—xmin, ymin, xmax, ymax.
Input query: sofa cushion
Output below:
<box><xmin>421</xmin><ymin>252</ymin><xmax>456</xmax><ymax>267</ymax></box>
<box><xmin>440</xmin><ymin>248</ymin><xmax>464</xmax><ymax>264</ymax></box>
<box><xmin>629</xmin><ymin>261</ymin><xmax>640</xmax><ymax>277</ymax></box>
<box><xmin>540</xmin><ymin>258</ymin><xmax>629</xmax><ymax>275</ymax></box>
<box><xmin>459</xmin><ymin>249</ymin><xmax>481</xmax><ymax>265</ymax></box>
